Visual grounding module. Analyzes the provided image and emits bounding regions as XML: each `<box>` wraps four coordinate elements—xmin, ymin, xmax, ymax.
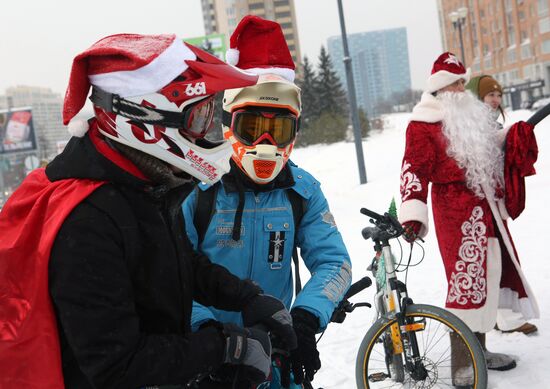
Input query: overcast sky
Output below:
<box><xmin>0</xmin><ymin>0</ymin><xmax>442</xmax><ymax>95</ymax></box>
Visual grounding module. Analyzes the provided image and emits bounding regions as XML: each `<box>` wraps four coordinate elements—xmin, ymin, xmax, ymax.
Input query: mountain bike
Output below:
<box><xmin>332</xmin><ymin>207</ymin><xmax>488</xmax><ymax>389</ymax></box>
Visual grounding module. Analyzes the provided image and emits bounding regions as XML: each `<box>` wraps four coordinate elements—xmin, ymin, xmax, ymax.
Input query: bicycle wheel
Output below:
<box><xmin>355</xmin><ymin>304</ymin><xmax>488</xmax><ymax>389</ymax></box>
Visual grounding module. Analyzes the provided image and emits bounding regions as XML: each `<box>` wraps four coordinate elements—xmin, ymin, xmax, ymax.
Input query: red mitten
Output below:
<box><xmin>402</xmin><ymin>221</ymin><xmax>422</xmax><ymax>243</ymax></box>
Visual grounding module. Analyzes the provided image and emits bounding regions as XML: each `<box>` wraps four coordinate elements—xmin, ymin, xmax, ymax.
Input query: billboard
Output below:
<box><xmin>0</xmin><ymin>107</ymin><xmax>37</xmax><ymax>154</ymax></box>
<box><xmin>184</xmin><ymin>33</ymin><xmax>227</xmax><ymax>60</ymax></box>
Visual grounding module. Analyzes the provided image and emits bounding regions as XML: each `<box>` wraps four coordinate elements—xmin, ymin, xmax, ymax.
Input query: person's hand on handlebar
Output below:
<box><xmin>280</xmin><ymin>308</ymin><xmax>321</xmax><ymax>388</ymax></box>
<box><xmin>402</xmin><ymin>221</ymin><xmax>422</xmax><ymax>243</ymax></box>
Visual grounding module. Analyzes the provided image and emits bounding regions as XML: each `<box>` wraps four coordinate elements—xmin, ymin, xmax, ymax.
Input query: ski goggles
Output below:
<box><xmin>90</xmin><ymin>87</ymin><xmax>215</xmax><ymax>138</ymax></box>
<box><xmin>224</xmin><ymin>107</ymin><xmax>298</xmax><ymax>147</ymax></box>
<box><xmin>183</xmin><ymin>95</ymin><xmax>215</xmax><ymax>138</ymax></box>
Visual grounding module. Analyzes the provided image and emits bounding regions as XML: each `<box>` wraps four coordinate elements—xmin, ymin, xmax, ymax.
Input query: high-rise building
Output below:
<box><xmin>436</xmin><ymin>0</ymin><xmax>550</xmax><ymax>109</ymax></box>
<box><xmin>200</xmin><ymin>0</ymin><xmax>302</xmax><ymax>64</ymax></box>
<box><xmin>327</xmin><ymin>28</ymin><xmax>412</xmax><ymax>117</ymax></box>
<box><xmin>0</xmin><ymin>86</ymin><xmax>67</xmax><ymax>161</ymax></box>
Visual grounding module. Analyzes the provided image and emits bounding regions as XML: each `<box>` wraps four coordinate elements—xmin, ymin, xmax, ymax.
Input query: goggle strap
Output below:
<box><xmin>222</xmin><ymin>109</ymin><xmax>233</xmax><ymax>128</ymax></box>
<box><xmin>90</xmin><ymin>87</ymin><xmax>189</xmax><ymax>129</ymax></box>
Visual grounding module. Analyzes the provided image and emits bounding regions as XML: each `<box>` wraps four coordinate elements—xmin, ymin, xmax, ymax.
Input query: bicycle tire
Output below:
<box><xmin>355</xmin><ymin>304</ymin><xmax>488</xmax><ymax>389</ymax></box>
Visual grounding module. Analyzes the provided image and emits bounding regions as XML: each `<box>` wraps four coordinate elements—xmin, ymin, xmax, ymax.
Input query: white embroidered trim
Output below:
<box><xmin>400</xmin><ymin>161</ymin><xmax>422</xmax><ymax>201</ymax></box>
<box><xmin>447</xmin><ymin>206</ymin><xmax>487</xmax><ymax>306</ymax></box>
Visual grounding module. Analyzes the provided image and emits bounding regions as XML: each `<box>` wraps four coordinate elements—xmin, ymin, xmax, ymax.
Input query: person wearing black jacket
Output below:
<box><xmin>0</xmin><ymin>34</ymin><xmax>296</xmax><ymax>389</ymax></box>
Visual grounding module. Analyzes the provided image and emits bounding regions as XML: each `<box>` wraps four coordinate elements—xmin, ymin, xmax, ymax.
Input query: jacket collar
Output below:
<box><xmin>410</xmin><ymin>92</ymin><xmax>444</xmax><ymax>123</ymax></box>
<box><xmin>221</xmin><ymin>161</ymin><xmax>295</xmax><ymax>194</ymax></box>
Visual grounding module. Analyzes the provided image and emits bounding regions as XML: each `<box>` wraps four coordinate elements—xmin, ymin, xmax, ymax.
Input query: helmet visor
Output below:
<box><xmin>184</xmin><ymin>95</ymin><xmax>215</xmax><ymax>138</ymax></box>
<box><xmin>232</xmin><ymin>108</ymin><xmax>297</xmax><ymax>147</ymax></box>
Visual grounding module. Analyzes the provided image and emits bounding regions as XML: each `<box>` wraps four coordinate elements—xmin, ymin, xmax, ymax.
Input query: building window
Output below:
<box><xmin>508</xmin><ymin>26</ymin><xmax>516</xmax><ymax>45</ymax></box>
<box><xmin>521</xmin><ymin>42</ymin><xmax>532</xmax><ymax>59</ymax></box>
<box><xmin>542</xmin><ymin>38</ymin><xmax>550</xmax><ymax>53</ymax></box>
<box><xmin>539</xmin><ymin>0</ymin><xmax>549</xmax><ymax>17</ymax></box>
<box><xmin>540</xmin><ymin>16</ymin><xmax>550</xmax><ymax>33</ymax></box>
<box><xmin>507</xmin><ymin>47</ymin><xmax>517</xmax><ymax>63</ymax></box>
<box><xmin>275</xmin><ymin>11</ymin><xmax>291</xmax><ymax>18</ymax></box>
<box><xmin>274</xmin><ymin>0</ymin><xmax>288</xmax><ymax>6</ymax></box>
<box><xmin>280</xmin><ymin>22</ymin><xmax>292</xmax><ymax>29</ymax></box>
<box><xmin>284</xmin><ymin>33</ymin><xmax>294</xmax><ymax>41</ymax></box>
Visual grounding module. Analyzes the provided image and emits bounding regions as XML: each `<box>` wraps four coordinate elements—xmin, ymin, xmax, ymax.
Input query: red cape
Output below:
<box><xmin>0</xmin><ymin>168</ymin><xmax>104</xmax><ymax>388</ymax></box>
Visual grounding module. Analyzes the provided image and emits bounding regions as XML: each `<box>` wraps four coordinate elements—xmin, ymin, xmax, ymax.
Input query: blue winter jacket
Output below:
<box><xmin>182</xmin><ymin>161</ymin><xmax>352</xmax><ymax>331</ymax></box>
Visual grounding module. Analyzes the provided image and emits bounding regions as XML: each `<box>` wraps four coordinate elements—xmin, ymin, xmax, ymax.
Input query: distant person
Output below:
<box><xmin>467</xmin><ymin>74</ymin><xmax>538</xmax><ymax>336</ymax></box>
<box><xmin>183</xmin><ymin>16</ymin><xmax>352</xmax><ymax>389</ymax></box>
<box><xmin>398</xmin><ymin>52</ymin><xmax>539</xmax><ymax>375</ymax></box>
<box><xmin>0</xmin><ymin>33</ymin><xmax>297</xmax><ymax>389</ymax></box>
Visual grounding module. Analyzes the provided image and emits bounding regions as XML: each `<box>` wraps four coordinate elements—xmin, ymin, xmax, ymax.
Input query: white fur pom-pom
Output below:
<box><xmin>68</xmin><ymin>119</ymin><xmax>89</xmax><ymax>137</ymax></box>
<box><xmin>226</xmin><ymin>48</ymin><xmax>240</xmax><ymax>66</ymax></box>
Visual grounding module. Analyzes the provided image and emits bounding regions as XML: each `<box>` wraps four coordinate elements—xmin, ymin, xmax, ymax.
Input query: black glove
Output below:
<box><xmin>280</xmin><ymin>308</ymin><xmax>321</xmax><ymax>388</ymax></box>
<box><xmin>221</xmin><ymin>323</ymin><xmax>272</xmax><ymax>386</ymax></box>
<box><xmin>242</xmin><ymin>294</ymin><xmax>298</xmax><ymax>351</ymax></box>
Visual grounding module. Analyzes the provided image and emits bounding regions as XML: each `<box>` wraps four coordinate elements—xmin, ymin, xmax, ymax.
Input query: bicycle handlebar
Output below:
<box><xmin>527</xmin><ymin>101</ymin><xmax>550</xmax><ymax>126</ymax></box>
<box><xmin>360</xmin><ymin>207</ymin><xmax>385</xmax><ymax>220</ymax></box>
<box><xmin>360</xmin><ymin>207</ymin><xmax>404</xmax><ymax>239</ymax></box>
<box><xmin>343</xmin><ymin>276</ymin><xmax>372</xmax><ymax>300</ymax></box>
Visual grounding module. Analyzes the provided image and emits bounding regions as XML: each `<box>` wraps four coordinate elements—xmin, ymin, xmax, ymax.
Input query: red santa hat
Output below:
<box><xmin>63</xmin><ymin>33</ymin><xmax>196</xmax><ymax>136</ymax></box>
<box><xmin>226</xmin><ymin>15</ymin><xmax>295</xmax><ymax>82</ymax></box>
<box><xmin>426</xmin><ymin>52</ymin><xmax>471</xmax><ymax>93</ymax></box>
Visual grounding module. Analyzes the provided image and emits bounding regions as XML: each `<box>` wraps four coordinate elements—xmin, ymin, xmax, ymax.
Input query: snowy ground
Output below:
<box><xmin>291</xmin><ymin>109</ymin><xmax>550</xmax><ymax>388</ymax></box>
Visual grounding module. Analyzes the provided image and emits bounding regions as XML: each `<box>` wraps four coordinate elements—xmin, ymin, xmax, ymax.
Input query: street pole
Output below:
<box><xmin>337</xmin><ymin>0</ymin><xmax>367</xmax><ymax>184</ymax></box>
<box><xmin>457</xmin><ymin>21</ymin><xmax>465</xmax><ymax>65</ymax></box>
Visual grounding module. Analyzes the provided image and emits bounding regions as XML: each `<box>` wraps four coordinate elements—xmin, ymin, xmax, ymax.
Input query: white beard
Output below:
<box><xmin>438</xmin><ymin>91</ymin><xmax>504</xmax><ymax>199</ymax></box>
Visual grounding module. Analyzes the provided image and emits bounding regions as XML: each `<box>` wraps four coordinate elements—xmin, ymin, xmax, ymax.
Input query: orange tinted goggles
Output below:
<box><xmin>230</xmin><ymin>108</ymin><xmax>298</xmax><ymax>147</ymax></box>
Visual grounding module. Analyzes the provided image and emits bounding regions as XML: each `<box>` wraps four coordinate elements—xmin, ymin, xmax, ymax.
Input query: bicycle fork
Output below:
<box><xmin>380</xmin><ymin>244</ymin><xmax>428</xmax><ymax>381</ymax></box>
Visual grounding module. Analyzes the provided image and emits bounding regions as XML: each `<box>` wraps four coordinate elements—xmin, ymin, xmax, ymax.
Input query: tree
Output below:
<box><xmin>295</xmin><ymin>111</ymin><xmax>347</xmax><ymax>147</ymax></box>
<box><xmin>295</xmin><ymin>56</ymin><xmax>318</xmax><ymax>128</ymax></box>
<box><xmin>315</xmin><ymin>46</ymin><xmax>348</xmax><ymax>117</ymax></box>
<box><xmin>358</xmin><ymin>108</ymin><xmax>370</xmax><ymax>139</ymax></box>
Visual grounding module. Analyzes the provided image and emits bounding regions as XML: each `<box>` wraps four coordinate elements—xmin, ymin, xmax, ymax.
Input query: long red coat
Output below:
<box><xmin>399</xmin><ymin>92</ymin><xmax>539</xmax><ymax>332</ymax></box>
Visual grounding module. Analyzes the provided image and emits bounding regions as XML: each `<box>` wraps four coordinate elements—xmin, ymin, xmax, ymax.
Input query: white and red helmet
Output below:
<box><xmin>63</xmin><ymin>33</ymin><xmax>258</xmax><ymax>184</ymax></box>
<box><xmin>222</xmin><ymin>15</ymin><xmax>301</xmax><ymax>184</ymax></box>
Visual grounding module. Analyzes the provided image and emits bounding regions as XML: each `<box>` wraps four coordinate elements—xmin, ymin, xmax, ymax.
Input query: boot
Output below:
<box><xmin>450</xmin><ymin>331</ymin><xmax>474</xmax><ymax>388</ymax></box>
<box><xmin>475</xmin><ymin>332</ymin><xmax>517</xmax><ymax>371</ymax></box>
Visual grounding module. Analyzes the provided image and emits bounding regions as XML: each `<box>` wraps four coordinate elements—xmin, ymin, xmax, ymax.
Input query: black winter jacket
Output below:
<box><xmin>46</xmin><ymin>129</ymin><xmax>260</xmax><ymax>389</ymax></box>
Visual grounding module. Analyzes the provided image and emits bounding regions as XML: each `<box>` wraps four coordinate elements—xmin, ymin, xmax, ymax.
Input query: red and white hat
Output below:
<box><xmin>426</xmin><ymin>52</ymin><xmax>470</xmax><ymax>93</ymax></box>
<box><xmin>226</xmin><ymin>15</ymin><xmax>295</xmax><ymax>82</ymax></box>
<box><xmin>63</xmin><ymin>33</ymin><xmax>196</xmax><ymax>127</ymax></box>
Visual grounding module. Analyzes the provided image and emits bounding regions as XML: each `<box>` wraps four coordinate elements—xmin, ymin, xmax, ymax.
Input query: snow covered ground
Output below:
<box><xmin>291</xmin><ymin>110</ymin><xmax>550</xmax><ymax>388</ymax></box>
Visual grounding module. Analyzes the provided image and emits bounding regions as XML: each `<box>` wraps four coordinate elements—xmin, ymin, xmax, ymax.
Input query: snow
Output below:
<box><xmin>291</xmin><ymin>109</ymin><xmax>550</xmax><ymax>388</ymax></box>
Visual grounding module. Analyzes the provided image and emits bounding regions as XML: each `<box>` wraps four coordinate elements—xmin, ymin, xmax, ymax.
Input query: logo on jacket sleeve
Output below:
<box><xmin>321</xmin><ymin>210</ymin><xmax>337</xmax><ymax>228</ymax></box>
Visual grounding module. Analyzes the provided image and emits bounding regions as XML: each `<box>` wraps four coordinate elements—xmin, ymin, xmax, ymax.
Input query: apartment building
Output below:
<box><xmin>201</xmin><ymin>0</ymin><xmax>301</xmax><ymax>64</ymax></box>
<box><xmin>327</xmin><ymin>28</ymin><xmax>412</xmax><ymax>117</ymax></box>
<box><xmin>437</xmin><ymin>0</ymin><xmax>550</xmax><ymax>109</ymax></box>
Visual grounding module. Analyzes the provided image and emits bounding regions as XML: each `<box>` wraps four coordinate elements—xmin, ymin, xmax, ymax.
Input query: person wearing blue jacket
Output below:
<box><xmin>182</xmin><ymin>15</ymin><xmax>352</xmax><ymax>389</ymax></box>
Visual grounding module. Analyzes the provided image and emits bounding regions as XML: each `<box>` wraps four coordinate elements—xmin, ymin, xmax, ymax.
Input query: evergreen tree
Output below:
<box><xmin>315</xmin><ymin>46</ymin><xmax>348</xmax><ymax>117</ymax></box>
<box><xmin>295</xmin><ymin>56</ymin><xmax>318</xmax><ymax>128</ymax></box>
<box><xmin>295</xmin><ymin>111</ymin><xmax>347</xmax><ymax>147</ymax></box>
<box><xmin>388</xmin><ymin>197</ymin><xmax>397</xmax><ymax>219</ymax></box>
<box><xmin>358</xmin><ymin>108</ymin><xmax>371</xmax><ymax>139</ymax></box>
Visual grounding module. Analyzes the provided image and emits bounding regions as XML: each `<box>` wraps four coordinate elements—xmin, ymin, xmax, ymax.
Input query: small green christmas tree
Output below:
<box><xmin>388</xmin><ymin>197</ymin><xmax>397</xmax><ymax>218</ymax></box>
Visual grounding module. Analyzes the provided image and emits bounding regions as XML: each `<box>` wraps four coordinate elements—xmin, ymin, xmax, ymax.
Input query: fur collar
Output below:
<box><xmin>410</xmin><ymin>92</ymin><xmax>444</xmax><ymax>123</ymax></box>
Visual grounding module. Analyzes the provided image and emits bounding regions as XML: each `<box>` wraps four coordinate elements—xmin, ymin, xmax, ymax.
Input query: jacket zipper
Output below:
<box><xmin>247</xmin><ymin>192</ymin><xmax>260</xmax><ymax>279</ymax></box>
